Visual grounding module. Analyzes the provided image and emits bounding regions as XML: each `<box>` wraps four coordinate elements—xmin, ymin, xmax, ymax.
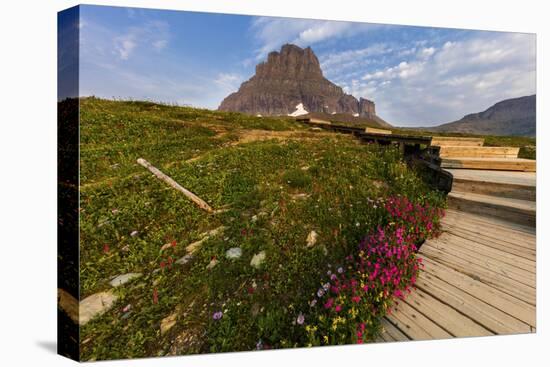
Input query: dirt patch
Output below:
<box><xmin>184</xmin><ymin>129</ymin><xmax>333</xmax><ymax>163</ymax></box>
<box><xmin>167</xmin><ymin>326</ymin><xmax>205</xmax><ymax>355</ymax></box>
<box><xmin>234</xmin><ymin>129</ymin><xmax>332</xmax><ymax>144</ymax></box>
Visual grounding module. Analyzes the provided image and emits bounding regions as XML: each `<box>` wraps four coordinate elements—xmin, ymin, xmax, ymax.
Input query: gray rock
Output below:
<box><xmin>79</xmin><ymin>291</ymin><xmax>118</xmax><ymax>325</ymax></box>
<box><xmin>200</xmin><ymin>226</ymin><xmax>226</xmax><ymax>238</ymax></box>
<box><xmin>225</xmin><ymin>247</ymin><xmax>242</xmax><ymax>259</ymax></box>
<box><xmin>306</xmin><ymin>230</ymin><xmax>318</xmax><ymax>247</ymax></box>
<box><xmin>161</xmin><ymin>312</ymin><xmax>178</xmax><ymax>335</ymax></box>
<box><xmin>176</xmin><ymin>254</ymin><xmax>193</xmax><ymax>265</ymax></box>
<box><xmin>206</xmin><ymin>258</ymin><xmax>218</xmax><ymax>269</ymax></box>
<box><xmin>250</xmin><ymin>251</ymin><xmax>266</xmax><ymax>268</ymax></box>
<box><xmin>186</xmin><ymin>226</ymin><xmax>226</xmax><ymax>253</ymax></box>
<box><xmin>109</xmin><ymin>273</ymin><xmax>142</xmax><ymax>287</ymax></box>
<box><xmin>185</xmin><ymin>238</ymin><xmax>207</xmax><ymax>253</ymax></box>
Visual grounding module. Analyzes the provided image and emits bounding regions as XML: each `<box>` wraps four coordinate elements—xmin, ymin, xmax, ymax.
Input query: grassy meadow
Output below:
<box><xmin>77</xmin><ymin>98</ymin><xmax>446</xmax><ymax>359</ymax></box>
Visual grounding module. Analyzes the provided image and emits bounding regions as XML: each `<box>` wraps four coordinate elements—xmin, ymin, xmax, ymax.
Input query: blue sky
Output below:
<box><xmin>75</xmin><ymin>5</ymin><xmax>536</xmax><ymax>126</ymax></box>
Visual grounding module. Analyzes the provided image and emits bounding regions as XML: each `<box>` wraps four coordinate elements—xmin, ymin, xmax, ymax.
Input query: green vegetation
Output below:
<box><xmin>77</xmin><ymin>98</ymin><xmax>445</xmax><ymax>360</ymax></box>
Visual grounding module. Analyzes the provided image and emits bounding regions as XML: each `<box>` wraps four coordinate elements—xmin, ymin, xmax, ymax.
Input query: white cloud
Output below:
<box><xmin>397</xmin><ymin>61</ymin><xmax>424</xmax><ymax>79</ymax></box>
<box><xmin>214</xmin><ymin>73</ymin><xmax>243</xmax><ymax>92</ymax></box>
<box><xmin>108</xmin><ymin>21</ymin><xmax>170</xmax><ymax>61</ymax></box>
<box><xmin>80</xmin><ymin>17</ymin><xmax>171</xmax><ymax>63</ymax></box>
<box><xmin>419</xmin><ymin>47</ymin><xmax>435</xmax><ymax>58</ymax></box>
<box><xmin>250</xmin><ymin>17</ymin><xmax>380</xmax><ymax>60</ymax></box>
<box><xmin>320</xmin><ymin>44</ymin><xmax>392</xmax><ymax>75</ymax></box>
<box><xmin>344</xmin><ymin>32</ymin><xmax>535</xmax><ymax>126</ymax></box>
<box><xmin>114</xmin><ymin>37</ymin><xmax>136</xmax><ymax>60</ymax></box>
<box><xmin>152</xmin><ymin>39</ymin><xmax>168</xmax><ymax>51</ymax></box>
<box><xmin>293</xmin><ymin>22</ymin><xmax>352</xmax><ymax>44</ymax></box>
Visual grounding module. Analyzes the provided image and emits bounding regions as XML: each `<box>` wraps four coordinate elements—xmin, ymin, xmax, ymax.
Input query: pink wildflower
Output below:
<box><xmin>324</xmin><ymin>298</ymin><xmax>334</xmax><ymax>309</ymax></box>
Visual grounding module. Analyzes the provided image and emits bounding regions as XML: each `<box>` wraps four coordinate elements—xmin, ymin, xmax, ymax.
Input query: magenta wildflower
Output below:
<box><xmin>324</xmin><ymin>298</ymin><xmax>334</xmax><ymax>309</ymax></box>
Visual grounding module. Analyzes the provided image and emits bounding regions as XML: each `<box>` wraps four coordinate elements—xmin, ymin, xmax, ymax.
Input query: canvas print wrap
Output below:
<box><xmin>57</xmin><ymin>4</ymin><xmax>536</xmax><ymax>361</ymax></box>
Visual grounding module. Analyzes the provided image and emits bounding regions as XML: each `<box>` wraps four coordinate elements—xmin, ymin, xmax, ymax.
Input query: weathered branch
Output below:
<box><xmin>137</xmin><ymin>158</ymin><xmax>213</xmax><ymax>213</ymax></box>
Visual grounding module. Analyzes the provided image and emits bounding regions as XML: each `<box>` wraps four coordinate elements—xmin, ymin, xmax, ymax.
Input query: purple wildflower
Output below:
<box><xmin>212</xmin><ymin>311</ymin><xmax>223</xmax><ymax>320</ymax></box>
<box><xmin>296</xmin><ymin>313</ymin><xmax>305</xmax><ymax>325</ymax></box>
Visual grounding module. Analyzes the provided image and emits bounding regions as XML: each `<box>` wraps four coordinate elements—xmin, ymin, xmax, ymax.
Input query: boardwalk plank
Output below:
<box><xmin>441</xmin><ymin>157</ymin><xmax>536</xmax><ymax>172</ymax></box>
<box><xmin>447</xmin><ymin>191</ymin><xmax>535</xmax><ymax>227</ymax></box>
<box><xmin>379</xmin><ymin>318</ymin><xmax>410</xmax><ymax>342</ymax></box>
<box><xmin>442</xmin><ymin>212</ymin><xmax>535</xmax><ymax>242</ymax></box>
<box><xmin>444</xmin><ymin>209</ymin><xmax>536</xmax><ymax>238</ymax></box>
<box><xmin>439</xmin><ymin>231</ymin><xmax>536</xmax><ymax>272</ymax></box>
<box><xmin>442</xmin><ymin>224</ymin><xmax>536</xmax><ymax>261</ymax></box>
<box><xmin>421</xmin><ymin>246</ymin><xmax>536</xmax><ymax>304</ymax></box>
<box><xmin>387</xmin><ymin>299</ymin><xmax>452</xmax><ymax>340</ymax></box>
<box><xmin>420</xmin><ymin>256</ymin><xmax>536</xmax><ymax>327</ymax></box>
<box><xmin>403</xmin><ymin>287</ymin><xmax>493</xmax><ymax>337</ymax></box>
<box><xmin>416</xmin><ymin>271</ymin><xmax>533</xmax><ymax>334</ymax></box>
<box><xmin>427</xmin><ymin>236</ymin><xmax>536</xmax><ymax>285</ymax></box>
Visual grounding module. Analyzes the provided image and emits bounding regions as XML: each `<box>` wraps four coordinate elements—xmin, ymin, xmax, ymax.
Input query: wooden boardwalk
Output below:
<box><xmin>378</xmin><ymin>136</ymin><xmax>536</xmax><ymax>343</ymax></box>
<box><xmin>377</xmin><ymin>209</ymin><xmax>536</xmax><ymax>342</ymax></box>
<box><xmin>436</xmin><ymin>136</ymin><xmax>536</xmax><ymax>172</ymax></box>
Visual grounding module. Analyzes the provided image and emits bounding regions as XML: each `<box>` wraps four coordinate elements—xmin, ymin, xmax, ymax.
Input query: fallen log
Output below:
<box><xmin>137</xmin><ymin>158</ymin><xmax>213</xmax><ymax>213</ymax></box>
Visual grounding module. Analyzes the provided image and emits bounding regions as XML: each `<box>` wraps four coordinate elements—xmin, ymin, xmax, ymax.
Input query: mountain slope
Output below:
<box><xmin>218</xmin><ymin>44</ymin><xmax>381</xmax><ymax>121</ymax></box>
<box><xmin>433</xmin><ymin>95</ymin><xmax>536</xmax><ymax>137</ymax></box>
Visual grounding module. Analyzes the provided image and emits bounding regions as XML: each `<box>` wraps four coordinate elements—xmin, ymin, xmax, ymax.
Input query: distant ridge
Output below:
<box><xmin>431</xmin><ymin>95</ymin><xmax>536</xmax><ymax>137</ymax></box>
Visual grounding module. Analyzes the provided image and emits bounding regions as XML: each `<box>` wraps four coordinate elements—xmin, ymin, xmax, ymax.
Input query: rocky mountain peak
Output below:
<box><xmin>218</xmin><ymin>44</ymin><xmax>379</xmax><ymax>119</ymax></box>
<box><xmin>255</xmin><ymin>44</ymin><xmax>323</xmax><ymax>80</ymax></box>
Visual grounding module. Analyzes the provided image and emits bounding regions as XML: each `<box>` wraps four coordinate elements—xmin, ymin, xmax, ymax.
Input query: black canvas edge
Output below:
<box><xmin>57</xmin><ymin>4</ymin><xmax>81</xmax><ymax>362</ymax></box>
